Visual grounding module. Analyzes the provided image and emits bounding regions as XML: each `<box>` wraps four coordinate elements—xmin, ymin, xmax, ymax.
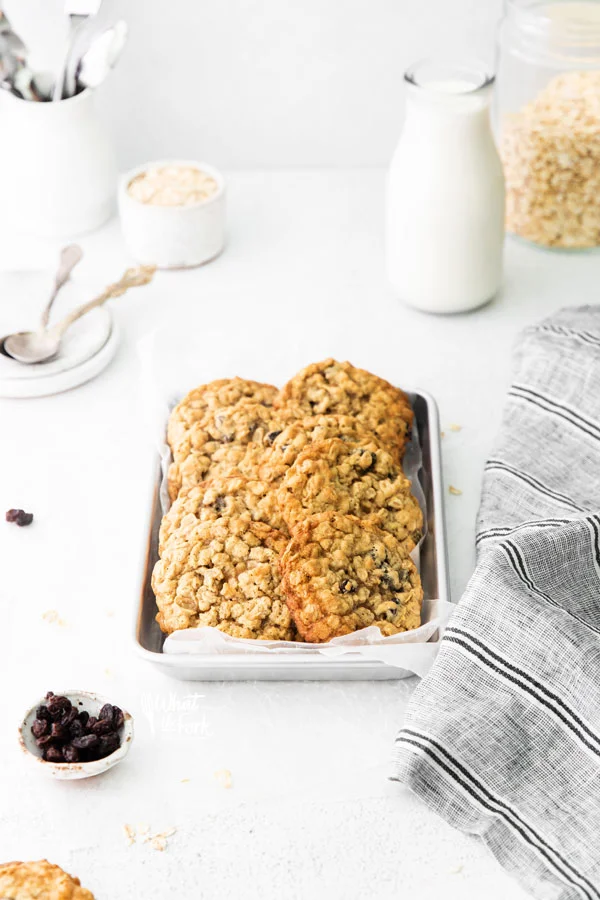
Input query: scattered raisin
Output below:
<box><xmin>265</xmin><ymin>430</ymin><xmax>282</xmax><ymax>445</ymax></box>
<box><xmin>5</xmin><ymin>508</ymin><xmax>33</xmax><ymax>526</ymax></box>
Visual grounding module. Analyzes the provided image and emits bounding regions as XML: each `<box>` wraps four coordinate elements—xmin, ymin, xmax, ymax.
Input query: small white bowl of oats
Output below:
<box><xmin>118</xmin><ymin>159</ymin><xmax>226</xmax><ymax>269</ymax></box>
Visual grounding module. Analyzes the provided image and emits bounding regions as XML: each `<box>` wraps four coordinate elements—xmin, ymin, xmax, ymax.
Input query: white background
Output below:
<box><xmin>0</xmin><ymin>2</ymin><xmax>573</xmax><ymax>898</ymax></box>
<box><xmin>1</xmin><ymin>169</ymin><xmax>596</xmax><ymax>898</ymax></box>
<box><xmin>6</xmin><ymin>0</ymin><xmax>503</xmax><ymax>168</ymax></box>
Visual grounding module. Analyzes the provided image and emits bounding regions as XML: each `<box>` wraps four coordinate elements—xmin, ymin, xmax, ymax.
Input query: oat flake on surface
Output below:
<box><xmin>214</xmin><ymin>768</ymin><xmax>233</xmax><ymax>789</ymax></box>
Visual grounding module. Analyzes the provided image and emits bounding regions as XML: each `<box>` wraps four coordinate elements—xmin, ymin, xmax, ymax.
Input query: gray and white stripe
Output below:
<box><xmin>392</xmin><ymin>307</ymin><xmax>600</xmax><ymax>900</ymax></box>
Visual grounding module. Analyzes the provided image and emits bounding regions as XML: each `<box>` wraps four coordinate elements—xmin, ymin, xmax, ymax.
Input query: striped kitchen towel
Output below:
<box><xmin>392</xmin><ymin>306</ymin><xmax>600</xmax><ymax>900</ymax></box>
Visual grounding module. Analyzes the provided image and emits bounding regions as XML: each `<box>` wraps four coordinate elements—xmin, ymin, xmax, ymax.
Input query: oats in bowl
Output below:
<box><xmin>127</xmin><ymin>164</ymin><xmax>219</xmax><ymax>208</ymax></box>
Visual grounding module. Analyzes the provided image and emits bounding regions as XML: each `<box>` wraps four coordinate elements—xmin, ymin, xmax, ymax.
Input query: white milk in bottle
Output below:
<box><xmin>386</xmin><ymin>61</ymin><xmax>505</xmax><ymax>313</ymax></box>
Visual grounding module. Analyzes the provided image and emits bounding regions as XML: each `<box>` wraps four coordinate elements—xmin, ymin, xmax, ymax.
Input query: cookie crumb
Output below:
<box><xmin>123</xmin><ymin>824</ymin><xmax>136</xmax><ymax>846</ymax></box>
<box><xmin>448</xmin><ymin>486</ymin><xmax>462</xmax><ymax>496</ymax></box>
<box><xmin>42</xmin><ymin>609</ymin><xmax>66</xmax><ymax>627</ymax></box>
<box><xmin>214</xmin><ymin>768</ymin><xmax>233</xmax><ymax>789</ymax></box>
<box><xmin>448</xmin><ymin>424</ymin><xmax>462</xmax><ymax>432</ymax></box>
<box><xmin>151</xmin><ymin>836</ymin><xmax>166</xmax><ymax>852</ymax></box>
<box><xmin>180</xmin><ymin>778</ymin><xmax>190</xmax><ymax>783</ymax></box>
<box><xmin>440</xmin><ymin>431</ymin><xmax>445</xmax><ymax>439</ymax></box>
<box><xmin>449</xmin><ymin>864</ymin><xmax>464</xmax><ymax>875</ymax></box>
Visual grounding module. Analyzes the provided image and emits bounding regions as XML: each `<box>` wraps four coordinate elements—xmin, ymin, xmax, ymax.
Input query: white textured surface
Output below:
<box><xmin>1</xmin><ymin>170</ymin><xmax>596</xmax><ymax>898</ymax></box>
<box><xmin>6</xmin><ymin>0</ymin><xmax>503</xmax><ymax>168</ymax></box>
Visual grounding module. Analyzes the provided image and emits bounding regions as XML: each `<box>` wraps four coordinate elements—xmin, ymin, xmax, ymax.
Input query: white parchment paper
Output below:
<box><xmin>138</xmin><ymin>330</ymin><xmax>454</xmax><ymax>676</ymax></box>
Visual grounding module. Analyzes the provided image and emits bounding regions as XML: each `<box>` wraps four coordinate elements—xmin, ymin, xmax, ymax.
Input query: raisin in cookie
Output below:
<box><xmin>160</xmin><ymin>474</ymin><xmax>287</xmax><ymax>551</ymax></box>
<box><xmin>275</xmin><ymin>359</ymin><xmax>413</xmax><ymax>459</ymax></box>
<box><xmin>152</xmin><ymin>516</ymin><xmax>295</xmax><ymax>640</ymax></box>
<box><xmin>167</xmin><ymin>378</ymin><xmax>278</xmax><ymax>453</ymax></box>
<box><xmin>280</xmin><ymin>512</ymin><xmax>422</xmax><ymax>642</ymax></box>
<box><xmin>168</xmin><ymin>402</ymin><xmax>288</xmax><ymax>500</ymax></box>
<box><xmin>0</xmin><ymin>860</ymin><xmax>95</xmax><ymax>900</ymax></box>
<box><xmin>277</xmin><ymin>439</ymin><xmax>423</xmax><ymax>551</ymax></box>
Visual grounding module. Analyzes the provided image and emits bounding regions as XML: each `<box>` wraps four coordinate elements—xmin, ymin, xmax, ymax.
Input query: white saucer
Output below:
<box><xmin>0</xmin><ymin>306</ymin><xmax>112</xmax><ymax>381</ymax></box>
<box><xmin>0</xmin><ymin>319</ymin><xmax>119</xmax><ymax>398</ymax></box>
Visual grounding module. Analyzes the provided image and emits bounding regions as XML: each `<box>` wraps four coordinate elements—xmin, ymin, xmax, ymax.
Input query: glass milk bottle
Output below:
<box><xmin>386</xmin><ymin>61</ymin><xmax>505</xmax><ymax>314</ymax></box>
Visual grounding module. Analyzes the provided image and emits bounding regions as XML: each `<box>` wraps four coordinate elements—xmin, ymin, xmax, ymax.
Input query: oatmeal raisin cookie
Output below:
<box><xmin>167</xmin><ymin>378</ymin><xmax>278</xmax><ymax>453</ymax></box>
<box><xmin>233</xmin><ymin>414</ymin><xmax>382</xmax><ymax>485</ymax></box>
<box><xmin>152</xmin><ymin>516</ymin><xmax>295</xmax><ymax>640</ymax></box>
<box><xmin>0</xmin><ymin>860</ymin><xmax>95</xmax><ymax>900</ymax></box>
<box><xmin>278</xmin><ymin>438</ymin><xmax>422</xmax><ymax>550</ymax></box>
<box><xmin>160</xmin><ymin>474</ymin><xmax>286</xmax><ymax>550</ymax></box>
<box><xmin>275</xmin><ymin>359</ymin><xmax>413</xmax><ymax>458</ymax></box>
<box><xmin>167</xmin><ymin>402</ymin><xmax>288</xmax><ymax>500</ymax></box>
<box><xmin>280</xmin><ymin>511</ymin><xmax>422</xmax><ymax>642</ymax></box>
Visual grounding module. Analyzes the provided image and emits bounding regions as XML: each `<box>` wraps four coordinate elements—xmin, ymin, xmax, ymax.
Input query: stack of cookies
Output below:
<box><xmin>152</xmin><ymin>359</ymin><xmax>424</xmax><ymax>643</ymax></box>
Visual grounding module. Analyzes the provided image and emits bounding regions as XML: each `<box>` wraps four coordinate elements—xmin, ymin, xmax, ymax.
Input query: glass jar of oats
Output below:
<box><xmin>496</xmin><ymin>0</ymin><xmax>600</xmax><ymax>249</ymax></box>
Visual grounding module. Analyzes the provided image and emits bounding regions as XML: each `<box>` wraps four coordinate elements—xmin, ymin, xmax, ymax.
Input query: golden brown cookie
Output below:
<box><xmin>0</xmin><ymin>860</ymin><xmax>94</xmax><ymax>900</ymax></box>
<box><xmin>152</xmin><ymin>516</ymin><xmax>295</xmax><ymax>640</ymax></box>
<box><xmin>167</xmin><ymin>378</ymin><xmax>278</xmax><ymax>453</ymax></box>
<box><xmin>277</xmin><ymin>439</ymin><xmax>423</xmax><ymax>551</ymax></box>
<box><xmin>280</xmin><ymin>511</ymin><xmax>422</xmax><ymax>642</ymax></box>
<box><xmin>232</xmin><ymin>414</ymin><xmax>382</xmax><ymax>486</ymax></box>
<box><xmin>160</xmin><ymin>474</ymin><xmax>287</xmax><ymax>551</ymax></box>
<box><xmin>167</xmin><ymin>402</ymin><xmax>288</xmax><ymax>500</ymax></box>
<box><xmin>275</xmin><ymin>359</ymin><xmax>413</xmax><ymax>459</ymax></box>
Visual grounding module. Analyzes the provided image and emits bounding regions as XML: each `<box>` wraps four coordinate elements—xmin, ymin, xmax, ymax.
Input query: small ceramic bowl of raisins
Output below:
<box><xmin>19</xmin><ymin>690</ymin><xmax>134</xmax><ymax>780</ymax></box>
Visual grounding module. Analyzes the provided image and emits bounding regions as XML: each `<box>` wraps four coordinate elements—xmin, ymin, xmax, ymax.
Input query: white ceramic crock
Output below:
<box><xmin>0</xmin><ymin>89</ymin><xmax>117</xmax><ymax>238</ymax></box>
<box><xmin>118</xmin><ymin>159</ymin><xmax>226</xmax><ymax>269</ymax></box>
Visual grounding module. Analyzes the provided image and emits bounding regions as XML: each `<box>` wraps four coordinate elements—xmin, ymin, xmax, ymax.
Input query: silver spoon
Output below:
<box><xmin>0</xmin><ymin>12</ymin><xmax>27</xmax><ymax>59</ymax></box>
<box><xmin>53</xmin><ymin>0</ymin><xmax>103</xmax><ymax>101</ymax></box>
<box><xmin>31</xmin><ymin>71</ymin><xmax>55</xmax><ymax>102</ymax></box>
<box><xmin>75</xmin><ymin>20</ymin><xmax>128</xmax><ymax>91</ymax></box>
<box><xmin>4</xmin><ymin>265</ymin><xmax>156</xmax><ymax>364</ymax></box>
<box><xmin>0</xmin><ymin>245</ymin><xmax>83</xmax><ymax>358</ymax></box>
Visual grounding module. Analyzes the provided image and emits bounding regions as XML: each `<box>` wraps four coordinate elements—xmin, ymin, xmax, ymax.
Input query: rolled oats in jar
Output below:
<box><xmin>496</xmin><ymin>0</ymin><xmax>600</xmax><ymax>249</ymax></box>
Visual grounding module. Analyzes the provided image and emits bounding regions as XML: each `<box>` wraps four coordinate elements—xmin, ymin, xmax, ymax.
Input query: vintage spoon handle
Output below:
<box><xmin>49</xmin><ymin>264</ymin><xmax>156</xmax><ymax>340</ymax></box>
<box><xmin>39</xmin><ymin>244</ymin><xmax>83</xmax><ymax>330</ymax></box>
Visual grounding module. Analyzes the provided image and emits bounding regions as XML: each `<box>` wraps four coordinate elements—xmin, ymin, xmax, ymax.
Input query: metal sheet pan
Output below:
<box><xmin>134</xmin><ymin>390</ymin><xmax>450</xmax><ymax>680</ymax></box>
